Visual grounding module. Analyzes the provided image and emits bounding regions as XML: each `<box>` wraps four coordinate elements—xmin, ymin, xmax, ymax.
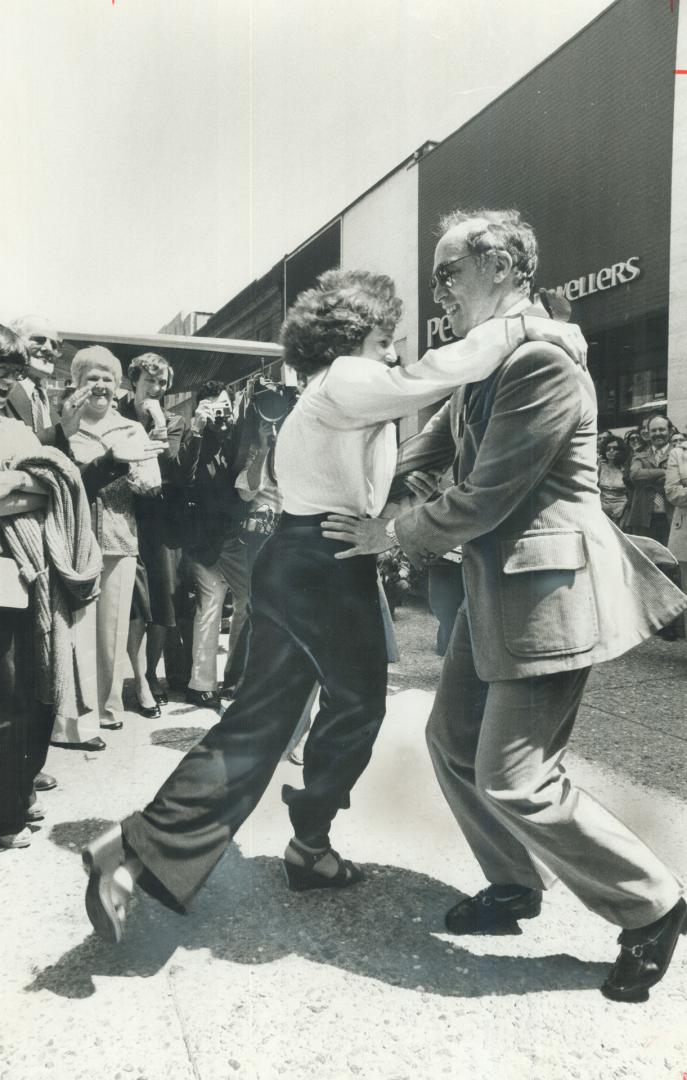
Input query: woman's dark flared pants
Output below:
<box><xmin>122</xmin><ymin>515</ymin><xmax>388</xmax><ymax>910</ymax></box>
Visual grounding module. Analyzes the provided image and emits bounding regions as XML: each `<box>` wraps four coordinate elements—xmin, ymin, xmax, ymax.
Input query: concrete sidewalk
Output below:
<box><xmin>2</xmin><ymin>635</ymin><xmax>686</xmax><ymax>1079</ymax></box>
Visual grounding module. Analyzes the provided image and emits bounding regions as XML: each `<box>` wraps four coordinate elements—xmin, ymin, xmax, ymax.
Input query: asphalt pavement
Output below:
<box><xmin>2</xmin><ymin>606</ymin><xmax>686</xmax><ymax>1080</ymax></box>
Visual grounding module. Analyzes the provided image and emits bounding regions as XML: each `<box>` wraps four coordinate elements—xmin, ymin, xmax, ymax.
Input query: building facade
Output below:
<box><xmin>417</xmin><ymin>0</ymin><xmax>679</xmax><ymax>433</ymax></box>
<box><xmin>195</xmin><ymin>0</ymin><xmax>683</xmax><ymax>435</ymax></box>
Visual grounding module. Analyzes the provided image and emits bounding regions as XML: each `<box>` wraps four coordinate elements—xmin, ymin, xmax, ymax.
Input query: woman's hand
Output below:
<box><xmin>59</xmin><ymin>386</ymin><xmax>91</xmax><ymax>438</ymax></box>
<box><xmin>110</xmin><ymin>430</ymin><xmax>165</xmax><ymax>463</ymax></box>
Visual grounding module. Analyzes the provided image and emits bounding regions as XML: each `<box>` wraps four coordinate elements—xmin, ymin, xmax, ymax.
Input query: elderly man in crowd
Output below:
<box><xmin>0</xmin><ymin>324</ymin><xmax>101</xmax><ymax>846</ymax></box>
<box><xmin>5</xmin><ymin>317</ymin><xmax>95</xmax><ymax>781</ymax></box>
<box><xmin>327</xmin><ymin>209</ymin><xmax>687</xmax><ymax>1004</ymax></box>
<box><xmin>7</xmin><ymin>315</ymin><xmax>89</xmax><ymax>449</ymax></box>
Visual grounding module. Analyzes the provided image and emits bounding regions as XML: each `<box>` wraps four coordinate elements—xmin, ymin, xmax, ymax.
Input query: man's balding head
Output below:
<box><xmin>431</xmin><ymin>209</ymin><xmax>538</xmax><ymax>338</ymax></box>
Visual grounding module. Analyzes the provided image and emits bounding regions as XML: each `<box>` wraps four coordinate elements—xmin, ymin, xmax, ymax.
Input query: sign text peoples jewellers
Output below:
<box><xmin>550</xmin><ymin>255</ymin><xmax>641</xmax><ymax>302</ymax></box>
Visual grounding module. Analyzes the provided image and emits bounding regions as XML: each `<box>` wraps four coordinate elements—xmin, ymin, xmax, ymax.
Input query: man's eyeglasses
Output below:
<box><xmin>29</xmin><ymin>335</ymin><xmax>63</xmax><ymax>356</ymax></box>
<box><xmin>428</xmin><ymin>254</ymin><xmax>474</xmax><ymax>291</ymax></box>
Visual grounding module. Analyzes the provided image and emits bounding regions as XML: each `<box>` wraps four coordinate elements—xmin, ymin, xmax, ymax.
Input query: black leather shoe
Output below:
<box><xmin>135</xmin><ymin>701</ymin><xmax>161</xmax><ymax>719</ymax></box>
<box><xmin>50</xmin><ymin>737</ymin><xmax>106</xmax><ymax>751</ymax></box>
<box><xmin>34</xmin><ymin>772</ymin><xmax>57</xmax><ymax>792</ymax></box>
<box><xmin>100</xmin><ymin>719</ymin><xmax>123</xmax><ymax>731</ymax></box>
<box><xmin>185</xmin><ymin>688</ymin><xmax>220</xmax><ymax>708</ymax></box>
<box><xmin>445</xmin><ymin>884</ymin><xmax>542</xmax><ymax>935</ymax></box>
<box><xmin>601</xmin><ymin>897</ymin><xmax>687</xmax><ymax>1003</ymax></box>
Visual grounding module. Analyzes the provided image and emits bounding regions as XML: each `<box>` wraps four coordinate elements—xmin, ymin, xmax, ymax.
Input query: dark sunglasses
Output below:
<box><xmin>428</xmin><ymin>253</ymin><xmax>474</xmax><ymax>291</ymax></box>
<box><xmin>29</xmin><ymin>335</ymin><xmax>63</xmax><ymax>356</ymax></box>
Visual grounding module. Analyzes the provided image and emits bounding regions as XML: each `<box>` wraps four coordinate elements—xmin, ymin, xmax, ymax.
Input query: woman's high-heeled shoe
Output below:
<box><xmin>282</xmin><ymin>838</ymin><xmax>364</xmax><ymax>891</ymax></box>
<box><xmin>146</xmin><ymin>676</ymin><xmax>168</xmax><ymax>705</ymax></box>
<box><xmin>82</xmin><ymin>825</ymin><xmax>131</xmax><ymax>943</ymax></box>
<box><xmin>135</xmin><ymin>700</ymin><xmax>161</xmax><ymax>719</ymax></box>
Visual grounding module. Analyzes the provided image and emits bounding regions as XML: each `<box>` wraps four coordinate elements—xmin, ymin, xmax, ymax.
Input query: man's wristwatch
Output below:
<box><xmin>384</xmin><ymin>518</ymin><xmax>399</xmax><ymax>549</ymax></box>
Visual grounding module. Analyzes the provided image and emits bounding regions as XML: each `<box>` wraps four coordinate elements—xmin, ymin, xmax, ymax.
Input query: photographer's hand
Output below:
<box><xmin>191</xmin><ymin>401</ymin><xmax>215</xmax><ymax>435</ymax></box>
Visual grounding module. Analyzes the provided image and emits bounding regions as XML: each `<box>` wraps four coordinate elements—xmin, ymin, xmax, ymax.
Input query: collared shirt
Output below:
<box><xmin>275</xmin><ymin>315</ymin><xmax>528</xmax><ymax>517</ymax></box>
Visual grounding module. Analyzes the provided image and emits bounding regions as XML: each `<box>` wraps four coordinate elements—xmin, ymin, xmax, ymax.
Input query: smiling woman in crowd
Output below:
<box><xmin>68</xmin><ymin>346</ymin><xmax>164</xmax><ymax>735</ymax></box>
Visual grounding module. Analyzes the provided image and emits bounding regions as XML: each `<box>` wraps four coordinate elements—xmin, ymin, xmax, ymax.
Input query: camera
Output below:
<box><xmin>248</xmin><ymin>376</ymin><xmax>298</xmax><ymax>426</ymax></box>
<box><xmin>212</xmin><ymin>405</ymin><xmax>233</xmax><ymax>420</ymax></box>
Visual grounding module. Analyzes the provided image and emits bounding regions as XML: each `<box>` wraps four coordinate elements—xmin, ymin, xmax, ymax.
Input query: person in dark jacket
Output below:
<box><xmin>120</xmin><ymin>353</ymin><xmax>194</xmax><ymax>715</ymax></box>
<box><xmin>178</xmin><ymin>382</ymin><xmax>249</xmax><ymax>709</ymax></box>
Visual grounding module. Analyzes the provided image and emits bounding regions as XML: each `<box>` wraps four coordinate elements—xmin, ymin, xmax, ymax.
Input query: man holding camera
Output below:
<box><xmin>180</xmin><ymin>382</ymin><xmax>249</xmax><ymax>709</ymax></box>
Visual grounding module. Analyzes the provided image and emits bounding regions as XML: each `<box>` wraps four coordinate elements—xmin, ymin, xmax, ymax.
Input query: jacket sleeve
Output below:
<box><xmin>321</xmin><ymin>319</ymin><xmax>527</xmax><ymax>425</ymax></box>
<box><xmin>386</xmin><ymin>400</ymin><xmax>455</xmax><ymax>503</ymax></box>
<box><xmin>156</xmin><ymin>413</ymin><xmax>188</xmax><ymax>482</ymax></box>
<box><xmin>664</xmin><ymin>449</ymin><xmax>687</xmax><ymax>508</ymax></box>
<box><xmin>629</xmin><ymin>454</ymin><xmax>666</xmax><ymax>487</ymax></box>
<box><xmin>395</xmin><ymin>345</ymin><xmax>583</xmax><ymax>559</ymax></box>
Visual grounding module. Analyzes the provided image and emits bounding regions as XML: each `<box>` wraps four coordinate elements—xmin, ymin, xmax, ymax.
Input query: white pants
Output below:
<box><xmin>187</xmin><ymin>538</ymin><xmax>249</xmax><ymax>692</ymax></box>
<box><xmin>97</xmin><ymin>554</ymin><xmax>137</xmax><ymax>723</ymax></box>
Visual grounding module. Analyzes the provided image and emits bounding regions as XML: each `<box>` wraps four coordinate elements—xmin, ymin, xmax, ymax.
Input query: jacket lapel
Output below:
<box><xmin>6</xmin><ymin>383</ymin><xmax>33</xmax><ymax>428</ymax></box>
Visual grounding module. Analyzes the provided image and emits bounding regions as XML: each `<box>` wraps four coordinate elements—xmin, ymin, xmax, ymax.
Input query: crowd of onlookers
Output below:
<box><xmin>597</xmin><ymin>413</ymin><xmax>687</xmax><ymax>633</ymax></box>
<box><xmin>0</xmin><ymin>315</ymin><xmax>299</xmax><ymax>850</ymax></box>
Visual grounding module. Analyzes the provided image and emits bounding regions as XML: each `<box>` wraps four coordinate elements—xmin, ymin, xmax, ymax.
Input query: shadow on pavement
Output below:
<box><xmin>29</xmin><ymin>836</ymin><xmax>607</xmax><ymax>1001</ymax></box>
<box><xmin>149</xmin><ymin>727</ymin><xmax>209</xmax><ymax>752</ymax></box>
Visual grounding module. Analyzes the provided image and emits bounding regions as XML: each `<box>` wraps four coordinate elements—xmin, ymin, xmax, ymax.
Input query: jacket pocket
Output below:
<box><xmin>498</xmin><ymin>530</ymin><xmax>599</xmax><ymax>657</ymax></box>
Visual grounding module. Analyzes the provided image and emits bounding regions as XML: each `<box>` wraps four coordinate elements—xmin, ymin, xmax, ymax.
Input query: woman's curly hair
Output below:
<box><xmin>280</xmin><ymin>269</ymin><xmax>402</xmax><ymax>378</ymax></box>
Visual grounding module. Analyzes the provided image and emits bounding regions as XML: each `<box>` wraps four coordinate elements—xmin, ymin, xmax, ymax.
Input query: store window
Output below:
<box><xmin>586</xmin><ymin>312</ymin><xmax>667</xmax><ymax>430</ymax></box>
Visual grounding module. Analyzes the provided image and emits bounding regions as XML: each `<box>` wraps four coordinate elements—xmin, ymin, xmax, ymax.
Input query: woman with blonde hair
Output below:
<box><xmin>68</xmin><ymin>346</ymin><xmax>163</xmax><ymax>733</ymax></box>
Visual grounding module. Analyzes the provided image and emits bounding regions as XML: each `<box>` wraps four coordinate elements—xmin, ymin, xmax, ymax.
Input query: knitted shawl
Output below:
<box><xmin>0</xmin><ymin>446</ymin><xmax>102</xmax><ymax>717</ymax></box>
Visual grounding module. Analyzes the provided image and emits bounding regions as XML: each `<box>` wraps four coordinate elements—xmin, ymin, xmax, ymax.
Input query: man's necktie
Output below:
<box><xmin>31</xmin><ymin>384</ymin><xmax>48</xmax><ymax>433</ymax></box>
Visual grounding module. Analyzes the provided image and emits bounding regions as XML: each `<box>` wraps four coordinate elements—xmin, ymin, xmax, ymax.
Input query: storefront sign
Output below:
<box><xmin>550</xmin><ymin>256</ymin><xmax>641</xmax><ymax>302</ymax></box>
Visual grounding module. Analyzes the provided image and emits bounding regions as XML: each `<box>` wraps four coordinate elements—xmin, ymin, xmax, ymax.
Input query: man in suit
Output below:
<box><xmin>6</xmin><ymin>316</ymin><xmax>94</xmax><ymax>781</ymax></box>
<box><xmin>324</xmin><ymin>209</ymin><xmax>687</xmax><ymax>1003</ymax></box>
<box><xmin>7</xmin><ymin>315</ymin><xmax>88</xmax><ymax>449</ymax></box>
<box><xmin>625</xmin><ymin>413</ymin><xmax>675</xmax><ymax>545</ymax></box>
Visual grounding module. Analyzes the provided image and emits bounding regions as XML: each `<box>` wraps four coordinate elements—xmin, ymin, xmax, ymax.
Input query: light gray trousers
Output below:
<box><xmin>428</xmin><ymin>607</ymin><xmax>681</xmax><ymax>929</ymax></box>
